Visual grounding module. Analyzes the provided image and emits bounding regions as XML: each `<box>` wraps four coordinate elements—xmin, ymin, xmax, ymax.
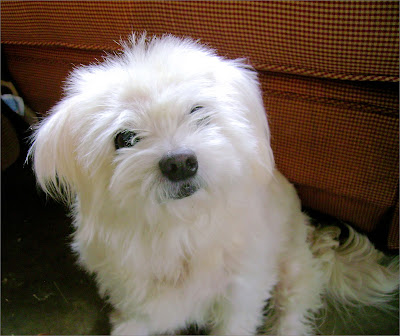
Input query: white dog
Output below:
<box><xmin>29</xmin><ymin>34</ymin><xmax>398</xmax><ymax>335</ymax></box>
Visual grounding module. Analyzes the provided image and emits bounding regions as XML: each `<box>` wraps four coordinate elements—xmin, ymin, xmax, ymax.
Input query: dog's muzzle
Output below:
<box><xmin>159</xmin><ymin>149</ymin><xmax>199</xmax><ymax>199</ymax></box>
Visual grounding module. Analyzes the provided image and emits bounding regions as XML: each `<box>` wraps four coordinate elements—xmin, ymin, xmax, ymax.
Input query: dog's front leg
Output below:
<box><xmin>210</xmin><ymin>277</ymin><xmax>269</xmax><ymax>335</ymax></box>
<box><xmin>265</xmin><ymin>246</ymin><xmax>324</xmax><ymax>336</ymax></box>
<box><xmin>110</xmin><ymin>309</ymin><xmax>149</xmax><ymax>336</ymax></box>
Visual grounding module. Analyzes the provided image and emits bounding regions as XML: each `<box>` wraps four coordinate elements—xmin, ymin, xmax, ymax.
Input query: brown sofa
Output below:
<box><xmin>2</xmin><ymin>1</ymin><xmax>398</xmax><ymax>249</ymax></box>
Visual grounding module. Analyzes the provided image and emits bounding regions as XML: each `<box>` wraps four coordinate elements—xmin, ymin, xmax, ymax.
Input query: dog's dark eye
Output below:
<box><xmin>190</xmin><ymin>105</ymin><xmax>210</xmax><ymax>126</ymax></box>
<box><xmin>114</xmin><ymin>130</ymin><xmax>140</xmax><ymax>149</ymax></box>
<box><xmin>190</xmin><ymin>105</ymin><xmax>203</xmax><ymax>114</ymax></box>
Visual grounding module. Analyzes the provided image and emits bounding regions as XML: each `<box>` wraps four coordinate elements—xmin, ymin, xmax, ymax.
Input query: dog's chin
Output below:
<box><xmin>161</xmin><ymin>179</ymin><xmax>202</xmax><ymax>202</ymax></box>
<box><xmin>171</xmin><ymin>182</ymin><xmax>199</xmax><ymax>200</ymax></box>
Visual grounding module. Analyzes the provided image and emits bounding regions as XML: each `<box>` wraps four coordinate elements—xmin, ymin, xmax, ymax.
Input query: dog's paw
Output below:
<box><xmin>110</xmin><ymin>311</ymin><xmax>149</xmax><ymax>336</ymax></box>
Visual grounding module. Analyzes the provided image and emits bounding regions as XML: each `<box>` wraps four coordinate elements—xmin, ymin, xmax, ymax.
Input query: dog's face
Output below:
<box><xmin>30</xmin><ymin>35</ymin><xmax>274</xmax><ymax>215</ymax></box>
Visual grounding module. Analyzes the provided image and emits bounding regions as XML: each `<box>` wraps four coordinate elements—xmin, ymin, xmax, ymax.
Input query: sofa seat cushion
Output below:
<box><xmin>262</xmin><ymin>72</ymin><xmax>398</xmax><ymax>236</ymax></box>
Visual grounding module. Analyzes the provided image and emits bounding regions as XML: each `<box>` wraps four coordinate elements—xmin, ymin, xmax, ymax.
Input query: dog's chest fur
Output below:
<box><xmin>73</xmin><ymin>207</ymin><xmax>249</xmax><ymax>309</ymax></box>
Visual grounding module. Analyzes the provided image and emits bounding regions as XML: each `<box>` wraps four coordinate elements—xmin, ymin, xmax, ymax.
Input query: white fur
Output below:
<box><xmin>28</xmin><ymin>34</ymin><xmax>398</xmax><ymax>335</ymax></box>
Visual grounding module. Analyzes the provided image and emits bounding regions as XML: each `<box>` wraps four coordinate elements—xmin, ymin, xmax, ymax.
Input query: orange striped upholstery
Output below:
<box><xmin>1</xmin><ymin>1</ymin><xmax>398</xmax><ymax>248</ymax></box>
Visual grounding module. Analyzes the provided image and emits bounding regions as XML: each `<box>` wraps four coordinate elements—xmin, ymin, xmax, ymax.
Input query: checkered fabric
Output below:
<box><xmin>389</xmin><ymin>201</ymin><xmax>399</xmax><ymax>250</ymax></box>
<box><xmin>1</xmin><ymin>1</ymin><xmax>399</xmax><ymax>81</ymax></box>
<box><xmin>1</xmin><ymin>1</ymin><xmax>398</xmax><ymax>248</ymax></box>
<box><xmin>261</xmin><ymin>72</ymin><xmax>399</xmax><ymax>231</ymax></box>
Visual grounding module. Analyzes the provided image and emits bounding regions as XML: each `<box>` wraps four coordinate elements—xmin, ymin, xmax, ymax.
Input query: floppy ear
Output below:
<box><xmin>28</xmin><ymin>98</ymin><xmax>81</xmax><ymax>203</ymax></box>
<box><xmin>230</xmin><ymin>62</ymin><xmax>275</xmax><ymax>182</ymax></box>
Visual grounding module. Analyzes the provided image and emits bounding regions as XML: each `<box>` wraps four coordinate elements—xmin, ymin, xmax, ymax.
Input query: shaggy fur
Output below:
<box><xmin>28</xmin><ymin>34</ymin><xmax>398</xmax><ymax>335</ymax></box>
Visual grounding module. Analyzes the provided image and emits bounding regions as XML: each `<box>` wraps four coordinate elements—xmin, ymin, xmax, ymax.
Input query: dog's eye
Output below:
<box><xmin>190</xmin><ymin>105</ymin><xmax>210</xmax><ymax>126</ymax></box>
<box><xmin>190</xmin><ymin>106</ymin><xmax>203</xmax><ymax>114</ymax></box>
<box><xmin>114</xmin><ymin>130</ymin><xmax>140</xmax><ymax>149</ymax></box>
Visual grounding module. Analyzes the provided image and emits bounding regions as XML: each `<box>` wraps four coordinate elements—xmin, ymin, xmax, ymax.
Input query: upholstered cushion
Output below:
<box><xmin>2</xmin><ymin>1</ymin><xmax>399</xmax><ymax>81</ymax></box>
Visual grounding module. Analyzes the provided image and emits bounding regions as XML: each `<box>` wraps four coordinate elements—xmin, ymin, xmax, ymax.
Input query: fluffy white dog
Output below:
<box><xmin>29</xmin><ymin>34</ymin><xmax>398</xmax><ymax>335</ymax></box>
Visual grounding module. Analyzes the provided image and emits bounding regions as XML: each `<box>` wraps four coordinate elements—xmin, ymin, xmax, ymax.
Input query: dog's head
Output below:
<box><xmin>29</xmin><ymin>34</ymin><xmax>274</xmax><ymax>213</ymax></box>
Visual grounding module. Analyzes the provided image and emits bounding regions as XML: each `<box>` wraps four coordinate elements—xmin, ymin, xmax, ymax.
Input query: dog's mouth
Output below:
<box><xmin>171</xmin><ymin>182</ymin><xmax>199</xmax><ymax>200</ymax></box>
<box><xmin>160</xmin><ymin>178</ymin><xmax>202</xmax><ymax>201</ymax></box>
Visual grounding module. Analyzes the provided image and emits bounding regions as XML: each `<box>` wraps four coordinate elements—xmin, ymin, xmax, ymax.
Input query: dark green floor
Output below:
<box><xmin>2</xmin><ymin>160</ymin><xmax>399</xmax><ymax>335</ymax></box>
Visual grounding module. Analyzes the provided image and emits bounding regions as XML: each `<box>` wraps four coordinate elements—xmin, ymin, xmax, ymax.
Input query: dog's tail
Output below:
<box><xmin>310</xmin><ymin>223</ymin><xmax>399</xmax><ymax>307</ymax></box>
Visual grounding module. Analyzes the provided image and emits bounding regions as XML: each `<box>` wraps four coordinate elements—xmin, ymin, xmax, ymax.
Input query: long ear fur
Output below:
<box><xmin>229</xmin><ymin>61</ymin><xmax>275</xmax><ymax>182</ymax></box>
<box><xmin>28</xmin><ymin>98</ymin><xmax>80</xmax><ymax>204</ymax></box>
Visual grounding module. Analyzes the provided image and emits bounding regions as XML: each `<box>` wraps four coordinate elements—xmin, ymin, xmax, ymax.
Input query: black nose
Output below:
<box><xmin>159</xmin><ymin>149</ymin><xmax>198</xmax><ymax>181</ymax></box>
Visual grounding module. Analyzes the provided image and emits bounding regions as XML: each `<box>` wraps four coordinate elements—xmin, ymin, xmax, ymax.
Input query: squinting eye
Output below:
<box><xmin>190</xmin><ymin>105</ymin><xmax>203</xmax><ymax>114</ymax></box>
<box><xmin>114</xmin><ymin>130</ymin><xmax>140</xmax><ymax>149</ymax></box>
<box><xmin>190</xmin><ymin>105</ymin><xmax>210</xmax><ymax>126</ymax></box>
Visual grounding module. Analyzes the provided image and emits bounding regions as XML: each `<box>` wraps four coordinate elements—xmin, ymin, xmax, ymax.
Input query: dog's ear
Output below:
<box><xmin>231</xmin><ymin>63</ymin><xmax>275</xmax><ymax>182</ymax></box>
<box><xmin>28</xmin><ymin>97</ymin><xmax>81</xmax><ymax>203</ymax></box>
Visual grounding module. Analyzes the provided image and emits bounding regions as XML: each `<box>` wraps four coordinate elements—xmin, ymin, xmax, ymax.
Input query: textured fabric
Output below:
<box><xmin>1</xmin><ymin>1</ymin><xmax>398</xmax><ymax>248</ymax></box>
<box><xmin>389</xmin><ymin>201</ymin><xmax>399</xmax><ymax>250</ymax></box>
<box><xmin>261</xmin><ymin>72</ymin><xmax>398</xmax><ymax>232</ymax></box>
<box><xmin>1</xmin><ymin>1</ymin><xmax>399</xmax><ymax>81</ymax></box>
<box><xmin>2</xmin><ymin>45</ymin><xmax>99</xmax><ymax>112</ymax></box>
